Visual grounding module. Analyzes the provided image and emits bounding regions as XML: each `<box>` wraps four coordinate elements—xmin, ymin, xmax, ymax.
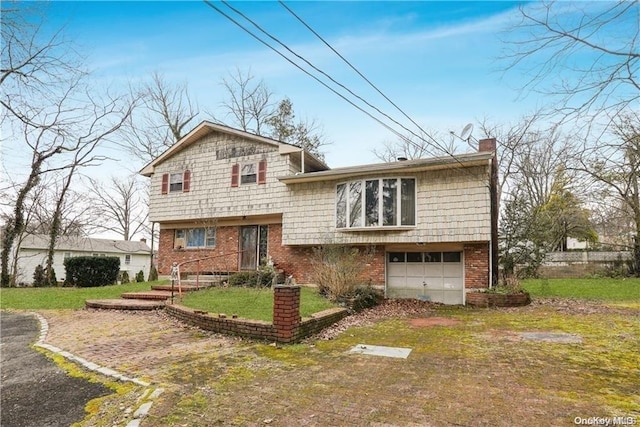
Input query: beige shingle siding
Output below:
<box><xmin>149</xmin><ymin>132</ymin><xmax>293</xmax><ymax>223</ymax></box>
<box><xmin>281</xmin><ymin>166</ymin><xmax>491</xmax><ymax>245</ymax></box>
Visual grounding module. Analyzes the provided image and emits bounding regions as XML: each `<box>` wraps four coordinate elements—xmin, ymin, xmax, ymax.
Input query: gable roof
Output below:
<box><xmin>19</xmin><ymin>235</ymin><xmax>151</xmax><ymax>254</ymax></box>
<box><xmin>278</xmin><ymin>151</ymin><xmax>494</xmax><ymax>184</ymax></box>
<box><xmin>139</xmin><ymin>121</ymin><xmax>328</xmax><ymax>176</ymax></box>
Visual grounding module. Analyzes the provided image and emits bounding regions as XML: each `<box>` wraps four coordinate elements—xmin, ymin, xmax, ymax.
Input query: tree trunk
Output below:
<box><xmin>1</xmin><ymin>160</ymin><xmax>44</xmax><ymax>287</ymax></box>
<box><xmin>46</xmin><ymin>166</ymin><xmax>76</xmax><ymax>286</ymax></box>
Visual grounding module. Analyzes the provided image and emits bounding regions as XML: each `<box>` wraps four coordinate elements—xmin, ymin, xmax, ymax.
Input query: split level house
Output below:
<box><xmin>141</xmin><ymin>121</ymin><xmax>498</xmax><ymax>305</ymax></box>
<box><xmin>11</xmin><ymin>234</ymin><xmax>152</xmax><ymax>285</ymax></box>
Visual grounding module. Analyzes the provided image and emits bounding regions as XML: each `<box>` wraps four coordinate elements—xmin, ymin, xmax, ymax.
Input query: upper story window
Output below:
<box><xmin>241</xmin><ymin>163</ymin><xmax>257</xmax><ymax>184</ymax></box>
<box><xmin>231</xmin><ymin>160</ymin><xmax>267</xmax><ymax>187</ymax></box>
<box><xmin>174</xmin><ymin>227</ymin><xmax>216</xmax><ymax>249</ymax></box>
<box><xmin>336</xmin><ymin>177</ymin><xmax>416</xmax><ymax>229</ymax></box>
<box><xmin>161</xmin><ymin>170</ymin><xmax>191</xmax><ymax>194</ymax></box>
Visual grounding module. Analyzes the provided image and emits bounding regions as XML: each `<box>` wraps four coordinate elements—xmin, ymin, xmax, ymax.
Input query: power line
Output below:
<box><xmin>277</xmin><ymin>0</ymin><xmax>449</xmax><ymax>155</ymax></box>
<box><xmin>218</xmin><ymin>1</ymin><xmax>441</xmax><ymax>150</ymax></box>
<box><xmin>217</xmin><ymin>1</ymin><xmax>485</xmax><ymax>177</ymax></box>
<box><xmin>201</xmin><ymin>1</ymin><xmax>414</xmax><ymax>145</ymax></box>
<box><xmin>202</xmin><ymin>1</ymin><xmax>489</xmax><ymax>184</ymax></box>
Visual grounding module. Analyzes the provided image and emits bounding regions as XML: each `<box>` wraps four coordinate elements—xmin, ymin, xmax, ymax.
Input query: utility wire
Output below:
<box><xmin>202</xmin><ymin>0</ymin><xmax>413</xmax><ymax>146</ymax></box>
<box><xmin>203</xmin><ymin>1</ymin><xmax>487</xmax><ymax>181</ymax></box>
<box><xmin>278</xmin><ymin>0</ymin><xmax>449</xmax><ymax>155</ymax></box>
<box><xmin>218</xmin><ymin>1</ymin><xmax>481</xmax><ymax>175</ymax></box>
<box><xmin>219</xmin><ymin>0</ymin><xmax>438</xmax><ymax>150</ymax></box>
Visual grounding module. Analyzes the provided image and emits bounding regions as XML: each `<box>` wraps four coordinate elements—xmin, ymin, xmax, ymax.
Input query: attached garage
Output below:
<box><xmin>386</xmin><ymin>251</ymin><xmax>464</xmax><ymax>304</ymax></box>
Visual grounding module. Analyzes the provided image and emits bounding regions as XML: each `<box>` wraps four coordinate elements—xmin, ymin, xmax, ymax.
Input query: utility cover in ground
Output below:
<box><xmin>348</xmin><ymin>344</ymin><xmax>412</xmax><ymax>359</ymax></box>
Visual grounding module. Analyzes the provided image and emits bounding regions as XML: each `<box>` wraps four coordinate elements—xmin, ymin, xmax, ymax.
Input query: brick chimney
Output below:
<box><xmin>140</xmin><ymin>238</ymin><xmax>147</xmax><ymax>244</ymax></box>
<box><xmin>478</xmin><ymin>138</ymin><xmax>496</xmax><ymax>153</ymax></box>
<box><xmin>478</xmin><ymin>138</ymin><xmax>498</xmax><ymax>288</ymax></box>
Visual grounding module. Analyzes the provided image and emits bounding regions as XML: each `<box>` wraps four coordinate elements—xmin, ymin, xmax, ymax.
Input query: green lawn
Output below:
<box><xmin>180</xmin><ymin>286</ymin><xmax>337</xmax><ymax>322</ymax></box>
<box><xmin>0</xmin><ymin>281</ymin><xmax>165</xmax><ymax>310</ymax></box>
<box><xmin>522</xmin><ymin>277</ymin><xmax>640</xmax><ymax>301</ymax></box>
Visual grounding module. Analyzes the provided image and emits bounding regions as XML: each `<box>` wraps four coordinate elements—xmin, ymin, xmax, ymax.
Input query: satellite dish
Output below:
<box><xmin>460</xmin><ymin>123</ymin><xmax>474</xmax><ymax>141</ymax></box>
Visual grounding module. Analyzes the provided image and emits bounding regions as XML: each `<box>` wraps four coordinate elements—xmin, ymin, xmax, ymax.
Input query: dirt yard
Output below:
<box><xmin>39</xmin><ymin>298</ymin><xmax>639</xmax><ymax>426</ymax></box>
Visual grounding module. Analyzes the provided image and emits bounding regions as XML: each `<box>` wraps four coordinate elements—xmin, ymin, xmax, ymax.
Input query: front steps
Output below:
<box><xmin>85</xmin><ymin>274</ymin><xmax>230</xmax><ymax>310</ymax></box>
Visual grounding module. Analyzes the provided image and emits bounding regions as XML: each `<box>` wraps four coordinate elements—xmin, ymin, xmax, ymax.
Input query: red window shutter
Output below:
<box><xmin>231</xmin><ymin>164</ymin><xmax>239</xmax><ymax>187</ymax></box>
<box><xmin>258</xmin><ymin>160</ymin><xmax>267</xmax><ymax>184</ymax></box>
<box><xmin>161</xmin><ymin>173</ymin><xmax>168</xmax><ymax>194</ymax></box>
<box><xmin>183</xmin><ymin>170</ymin><xmax>191</xmax><ymax>193</ymax></box>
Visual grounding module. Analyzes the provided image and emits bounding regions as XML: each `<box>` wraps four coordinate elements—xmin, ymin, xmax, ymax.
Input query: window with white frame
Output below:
<box><xmin>174</xmin><ymin>228</ymin><xmax>216</xmax><ymax>248</ymax></box>
<box><xmin>63</xmin><ymin>252</ymin><xmax>71</xmax><ymax>259</ymax></box>
<box><xmin>169</xmin><ymin>172</ymin><xmax>183</xmax><ymax>192</ymax></box>
<box><xmin>124</xmin><ymin>254</ymin><xmax>131</xmax><ymax>265</ymax></box>
<box><xmin>336</xmin><ymin>178</ymin><xmax>416</xmax><ymax>229</ymax></box>
<box><xmin>240</xmin><ymin>163</ymin><xmax>257</xmax><ymax>184</ymax></box>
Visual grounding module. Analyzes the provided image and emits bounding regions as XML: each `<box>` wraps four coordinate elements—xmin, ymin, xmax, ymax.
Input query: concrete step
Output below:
<box><xmin>86</xmin><ymin>299</ymin><xmax>165</xmax><ymax>310</ymax></box>
<box><xmin>121</xmin><ymin>290</ymin><xmax>173</xmax><ymax>300</ymax></box>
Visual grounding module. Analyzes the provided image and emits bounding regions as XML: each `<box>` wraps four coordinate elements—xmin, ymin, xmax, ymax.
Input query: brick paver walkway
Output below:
<box><xmin>39</xmin><ymin>309</ymin><xmax>238</xmax><ymax>381</ymax></box>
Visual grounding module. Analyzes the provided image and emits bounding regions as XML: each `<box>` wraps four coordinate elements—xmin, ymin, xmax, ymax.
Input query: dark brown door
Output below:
<box><xmin>240</xmin><ymin>226</ymin><xmax>258</xmax><ymax>270</ymax></box>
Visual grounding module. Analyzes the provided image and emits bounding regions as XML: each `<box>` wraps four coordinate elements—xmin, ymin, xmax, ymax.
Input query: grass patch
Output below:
<box><xmin>0</xmin><ymin>281</ymin><xmax>167</xmax><ymax>310</ymax></box>
<box><xmin>180</xmin><ymin>286</ymin><xmax>336</xmax><ymax>321</ymax></box>
<box><xmin>522</xmin><ymin>277</ymin><xmax>640</xmax><ymax>301</ymax></box>
<box><xmin>150</xmin><ymin>302</ymin><xmax>640</xmax><ymax>426</ymax></box>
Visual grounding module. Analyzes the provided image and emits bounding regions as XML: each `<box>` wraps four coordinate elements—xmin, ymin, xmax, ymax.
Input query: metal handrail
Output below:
<box><xmin>170</xmin><ymin>249</ymin><xmax>252</xmax><ymax>302</ymax></box>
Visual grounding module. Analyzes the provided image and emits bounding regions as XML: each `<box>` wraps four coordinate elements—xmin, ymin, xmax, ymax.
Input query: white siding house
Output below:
<box><xmin>11</xmin><ymin>235</ymin><xmax>152</xmax><ymax>285</ymax></box>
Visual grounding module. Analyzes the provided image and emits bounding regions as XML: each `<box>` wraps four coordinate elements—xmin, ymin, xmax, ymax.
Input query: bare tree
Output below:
<box><xmin>211</xmin><ymin>68</ymin><xmax>329</xmax><ymax>159</ymax></box>
<box><xmin>87</xmin><ymin>175</ymin><xmax>149</xmax><ymax>241</ymax></box>
<box><xmin>26</xmin><ymin>181</ymin><xmax>90</xmax><ymax>237</ymax></box>
<box><xmin>504</xmin><ymin>1</ymin><xmax>639</xmax><ymax>131</ymax></box>
<box><xmin>211</xmin><ymin>67</ymin><xmax>274</xmax><ymax>135</ymax></box>
<box><xmin>577</xmin><ymin>112</ymin><xmax>640</xmax><ymax>274</ymax></box>
<box><xmin>0</xmin><ymin>2</ymin><xmax>135</xmax><ymax>286</ymax></box>
<box><xmin>118</xmin><ymin>72</ymin><xmax>198</xmax><ymax>165</ymax></box>
<box><xmin>479</xmin><ymin>116</ymin><xmax>580</xmax><ymax>207</ymax></box>
<box><xmin>478</xmin><ymin>112</ymin><xmax>542</xmax><ymax>203</ymax></box>
<box><xmin>372</xmin><ymin>128</ymin><xmax>454</xmax><ymax>162</ymax></box>
<box><xmin>1</xmin><ymin>1</ymin><xmax>84</xmax><ymax>129</ymax></box>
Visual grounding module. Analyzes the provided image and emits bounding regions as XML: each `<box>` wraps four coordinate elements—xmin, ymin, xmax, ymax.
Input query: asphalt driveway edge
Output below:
<box><xmin>29</xmin><ymin>311</ymin><xmax>164</xmax><ymax>427</ymax></box>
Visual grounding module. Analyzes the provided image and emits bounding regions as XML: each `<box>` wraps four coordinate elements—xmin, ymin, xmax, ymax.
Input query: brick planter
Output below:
<box><xmin>466</xmin><ymin>291</ymin><xmax>531</xmax><ymax>308</ymax></box>
<box><xmin>165</xmin><ymin>285</ymin><xmax>349</xmax><ymax>343</ymax></box>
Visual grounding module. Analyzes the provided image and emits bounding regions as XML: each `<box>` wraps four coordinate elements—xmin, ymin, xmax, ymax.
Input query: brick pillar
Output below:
<box><xmin>273</xmin><ymin>285</ymin><xmax>301</xmax><ymax>343</ymax></box>
<box><xmin>479</xmin><ymin>137</ymin><xmax>499</xmax><ymax>287</ymax></box>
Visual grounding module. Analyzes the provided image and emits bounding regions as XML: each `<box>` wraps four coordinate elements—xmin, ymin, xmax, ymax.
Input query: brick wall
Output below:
<box><xmin>464</xmin><ymin>243</ymin><xmax>489</xmax><ymax>289</ymax></box>
<box><xmin>466</xmin><ymin>292</ymin><xmax>530</xmax><ymax>308</ymax></box>
<box><xmin>266</xmin><ymin>224</ymin><xmax>386</xmax><ymax>285</ymax></box>
<box><xmin>158</xmin><ymin>227</ymin><xmax>239</xmax><ymax>275</ymax></box>
<box><xmin>164</xmin><ymin>285</ymin><xmax>349</xmax><ymax>343</ymax></box>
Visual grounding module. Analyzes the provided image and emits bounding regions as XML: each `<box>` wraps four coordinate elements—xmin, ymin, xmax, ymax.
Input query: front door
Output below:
<box><xmin>239</xmin><ymin>225</ymin><xmax>269</xmax><ymax>270</ymax></box>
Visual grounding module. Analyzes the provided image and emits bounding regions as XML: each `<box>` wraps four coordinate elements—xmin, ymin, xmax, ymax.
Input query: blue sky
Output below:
<box><xmin>11</xmin><ymin>0</ymin><xmax>629</xmax><ymax>183</ymax></box>
<box><xmin>22</xmin><ymin>1</ymin><xmax>534</xmax><ymax>170</ymax></box>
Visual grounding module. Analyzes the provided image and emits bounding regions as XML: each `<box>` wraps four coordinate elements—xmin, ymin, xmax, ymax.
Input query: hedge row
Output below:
<box><xmin>63</xmin><ymin>256</ymin><xmax>120</xmax><ymax>287</ymax></box>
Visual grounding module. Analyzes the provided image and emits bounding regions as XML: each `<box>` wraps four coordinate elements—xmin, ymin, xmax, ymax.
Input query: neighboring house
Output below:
<box><xmin>141</xmin><ymin>121</ymin><xmax>498</xmax><ymax>305</ymax></box>
<box><xmin>12</xmin><ymin>234</ymin><xmax>152</xmax><ymax>285</ymax></box>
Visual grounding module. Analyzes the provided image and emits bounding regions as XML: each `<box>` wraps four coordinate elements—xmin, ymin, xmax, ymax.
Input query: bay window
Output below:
<box><xmin>336</xmin><ymin>178</ymin><xmax>416</xmax><ymax>229</ymax></box>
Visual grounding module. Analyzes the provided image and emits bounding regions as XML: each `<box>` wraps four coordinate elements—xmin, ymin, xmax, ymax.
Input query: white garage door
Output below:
<box><xmin>387</xmin><ymin>251</ymin><xmax>464</xmax><ymax>304</ymax></box>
